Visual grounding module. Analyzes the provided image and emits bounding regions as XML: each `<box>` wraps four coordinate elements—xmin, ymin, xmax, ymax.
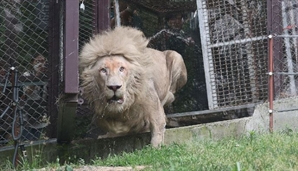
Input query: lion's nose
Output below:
<box><xmin>107</xmin><ymin>85</ymin><xmax>122</xmax><ymax>91</ymax></box>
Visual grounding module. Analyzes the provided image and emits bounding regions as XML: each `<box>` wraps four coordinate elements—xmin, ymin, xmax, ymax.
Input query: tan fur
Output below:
<box><xmin>79</xmin><ymin>27</ymin><xmax>187</xmax><ymax>147</ymax></box>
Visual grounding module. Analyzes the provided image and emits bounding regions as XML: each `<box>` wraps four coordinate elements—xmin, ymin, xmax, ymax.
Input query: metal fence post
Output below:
<box><xmin>95</xmin><ymin>0</ymin><xmax>110</xmax><ymax>33</ymax></box>
<box><xmin>57</xmin><ymin>0</ymin><xmax>79</xmax><ymax>144</ymax></box>
<box><xmin>268</xmin><ymin>34</ymin><xmax>274</xmax><ymax>133</ymax></box>
<box><xmin>47</xmin><ymin>0</ymin><xmax>61</xmax><ymax>139</ymax></box>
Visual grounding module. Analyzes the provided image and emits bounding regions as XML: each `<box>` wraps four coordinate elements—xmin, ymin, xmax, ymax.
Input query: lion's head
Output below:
<box><xmin>79</xmin><ymin>27</ymin><xmax>151</xmax><ymax>115</ymax></box>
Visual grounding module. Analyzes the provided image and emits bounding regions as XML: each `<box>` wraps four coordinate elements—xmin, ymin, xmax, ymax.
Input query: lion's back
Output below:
<box><xmin>145</xmin><ymin>48</ymin><xmax>187</xmax><ymax>105</ymax></box>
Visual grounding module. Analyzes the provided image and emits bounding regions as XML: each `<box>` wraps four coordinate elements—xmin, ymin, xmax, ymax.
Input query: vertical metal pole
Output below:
<box><xmin>281</xmin><ymin>1</ymin><xmax>297</xmax><ymax>96</ymax></box>
<box><xmin>268</xmin><ymin>35</ymin><xmax>274</xmax><ymax>133</ymax></box>
<box><xmin>96</xmin><ymin>0</ymin><xmax>110</xmax><ymax>33</ymax></box>
<box><xmin>288</xmin><ymin>1</ymin><xmax>298</xmax><ymax>65</ymax></box>
<box><xmin>47</xmin><ymin>0</ymin><xmax>61</xmax><ymax>138</ymax></box>
<box><xmin>57</xmin><ymin>0</ymin><xmax>79</xmax><ymax>144</ymax></box>
<box><xmin>114</xmin><ymin>0</ymin><xmax>120</xmax><ymax>27</ymax></box>
<box><xmin>196</xmin><ymin>0</ymin><xmax>217</xmax><ymax>109</ymax></box>
<box><xmin>64</xmin><ymin>0</ymin><xmax>79</xmax><ymax>94</ymax></box>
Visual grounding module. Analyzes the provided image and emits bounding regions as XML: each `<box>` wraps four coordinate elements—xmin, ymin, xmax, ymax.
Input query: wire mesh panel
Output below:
<box><xmin>0</xmin><ymin>0</ymin><xmax>50</xmax><ymax>147</ymax></box>
<box><xmin>79</xmin><ymin>0</ymin><xmax>96</xmax><ymax>49</ymax></box>
<box><xmin>269</xmin><ymin>0</ymin><xmax>298</xmax><ymax>99</ymax></box>
<box><xmin>197</xmin><ymin>0</ymin><xmax>268</xmax><ymax>109</ymax></box>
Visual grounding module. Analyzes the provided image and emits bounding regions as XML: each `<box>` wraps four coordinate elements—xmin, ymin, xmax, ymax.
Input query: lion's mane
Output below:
<box><xmin>79</xmin><ymin>27</ymin><xmax>152</xmax><ymax>117</ymax></box>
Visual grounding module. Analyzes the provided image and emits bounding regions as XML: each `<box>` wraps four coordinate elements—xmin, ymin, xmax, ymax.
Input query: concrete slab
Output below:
<box><xmin>246</xmin><ymin>97</ymin><xmax>298</xmax><ymax>133</ymax></box>
<box><xmin>164</xmin><ymin>117</ymin><xmax>250</xmax><ymax>145</ymax></box>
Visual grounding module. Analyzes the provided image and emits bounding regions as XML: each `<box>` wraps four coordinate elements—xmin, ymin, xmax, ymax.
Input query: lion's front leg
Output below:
<box><xmin>149</xmin><ymin>102</ymin><xmax>166</xmax><ymax>148</ymax></box>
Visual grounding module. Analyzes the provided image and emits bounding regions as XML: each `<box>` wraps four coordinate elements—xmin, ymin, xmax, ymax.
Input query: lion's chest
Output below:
<box><xmin>101</xmin><ymin>109</ymin><xmax>150</xmax><ymax>134</ymax></box>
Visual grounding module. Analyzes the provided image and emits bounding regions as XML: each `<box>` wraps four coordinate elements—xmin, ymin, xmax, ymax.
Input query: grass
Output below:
<box><xmin>92</xmin><ymin>131</ymin><xmax>298</xmax><ymax>171</ymax></box>
<box><xmin>2</xmin><ymin>131</ymin><xmax>298</xmax><ymax>170</ymax></box>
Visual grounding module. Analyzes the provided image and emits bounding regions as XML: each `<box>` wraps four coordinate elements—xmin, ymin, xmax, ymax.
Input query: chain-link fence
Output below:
<box><xmin>270</xmin><ymin>0</ymin><xmax>298</xmax><ymax>100</ymax></box>
<box><xmin>0</xmin><ymin>0</ymin><xmax>50</xmax><ymax>147</ymax></box>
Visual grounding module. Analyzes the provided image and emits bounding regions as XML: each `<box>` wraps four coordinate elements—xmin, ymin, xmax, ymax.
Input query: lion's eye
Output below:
<box><xmin>119</xmin><ymin>66</ymin><xmax>125</xmax><ymax>72</ymax></box>
<box><xmin>100</xmin><ymin>68</ymin><xmax>107</xmax><ymax>74</ymax></box>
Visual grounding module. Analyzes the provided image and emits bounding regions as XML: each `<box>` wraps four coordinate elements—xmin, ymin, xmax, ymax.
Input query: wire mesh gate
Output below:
<box><xmin>197</xmin><ymin>0</ymin><xmax>268</xmax><ymax>109</ymax></box>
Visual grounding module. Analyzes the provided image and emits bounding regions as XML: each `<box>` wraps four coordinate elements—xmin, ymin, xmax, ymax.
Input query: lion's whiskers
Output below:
<box><xmin>86</xmin><ymin>77</ymin><xmax>105</xmax><ymax>104</ymax></box>
<box><xmin>92</xmin><ymin>76</ymin><xmax>102</xmax><ymax>94</ymax></box>
<box><xmin>89</xmin><ymin>93</ymin><xmax>105</xmax><ymax>104</ymax></box>
<box><xmin>101</xmin><ymin>103</ymin><xmax>109</xmax><ymax>118</ymax></box>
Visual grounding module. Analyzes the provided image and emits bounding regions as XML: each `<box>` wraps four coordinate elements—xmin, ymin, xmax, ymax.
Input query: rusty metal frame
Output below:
<box><xmin>268</xmin><ymin>35</ymin><xmax>274</xmax><ymax>132</ymax></box>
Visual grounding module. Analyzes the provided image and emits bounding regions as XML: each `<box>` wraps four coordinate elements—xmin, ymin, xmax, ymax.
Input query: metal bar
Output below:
<box><xmin>290</xmin><ymin>0</ymin><xmax>298</xmax><ymax>68</ymax></box>
<box><xmin>57</xmin><ymin>0</ymin><xmax>79</xmax><ymax>144</ymax></box>
<box><xmin>114</xmin><ymin>0</ymin><xmax>121</xmax><ymax>27</ymax></box>
<box><xmin>0</xmin><ymin>82</ymin><xmax>47</xmax><ymax>87</ymax></box>
<box><xmin>10</xmin><ymin>67</ymin><xmax>20</xmax><ymax>168</ymax></box>
<box><xmin>196</xmin><ymin>0</ymin><xmax>217</xmax><ymax>109</ymax></box>
<box><xmin>64</xmin><ymin>0</ymin><xmax>79</xmax><ymax>94</ymax></box>
<box><xmin>209</xmin><ymin>36</ymin><xmax>266</xmax><ymax>48</ymax></box>
<box><xmin>47</xmin><ymin>0</ymin><xmax>61</xmax><ymax>138</ymax></box>
<box><xmin>282</xmin><ymin>1</ymin><xmax>297</xmax><ymax>96</ymax></box>
<box><xmin>278</xmin><ymin>108</ymin><xmax>298</xmax><ymax>112</ymax></box>
<box><xmin>275</xmin><ymin>35</ymin><xmax>298</xmax><ymax>38</ymax></box>
<box><xmin>275</xmin><ymin>72</ymin><xmax>298</xmax><ymax>75</ymax></box>
<box><xmin>96</xmin><ymin>0</ymin><xmax>110</xmax><ymax>33</ymax></box>
<box><xmin>167</xmin><ymin>104</ymin><xmax>256</xmax><ymax>118</ymax></box>
<box><xmin>268</xmin><ymin>34</ymin><xmax>274</xmax><ymax>133</ymax></box>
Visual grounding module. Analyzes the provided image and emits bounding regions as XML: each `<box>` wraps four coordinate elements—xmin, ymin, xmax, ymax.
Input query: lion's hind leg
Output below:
<box><xmin>161</xmin><ymin>91</ymin><xmax>175</xmax><ymax>106</ymax></box>
<box><xmin>164</xmin><ymin>50</ymin><xmax>187</xmax><ymax>94</ymax></box>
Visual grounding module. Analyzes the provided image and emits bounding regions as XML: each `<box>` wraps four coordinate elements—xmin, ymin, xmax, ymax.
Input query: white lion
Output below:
<box><xmin>79</xmin><ymin>27</ymin><xmax>187</xmax><ymax>147</ymax></box>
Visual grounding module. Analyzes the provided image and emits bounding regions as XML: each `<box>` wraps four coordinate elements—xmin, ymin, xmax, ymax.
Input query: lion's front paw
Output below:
<box><xmin>151</xmin><ymin>134</ymin><xmax>164</xmax><ymax>148</ymax></box>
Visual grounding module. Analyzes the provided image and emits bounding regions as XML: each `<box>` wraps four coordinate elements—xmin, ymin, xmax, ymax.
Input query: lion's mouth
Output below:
<box><xmin>107</xmin><ymin>95</ymin><xmax>124</xmax><ymax>104</ymax></box>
